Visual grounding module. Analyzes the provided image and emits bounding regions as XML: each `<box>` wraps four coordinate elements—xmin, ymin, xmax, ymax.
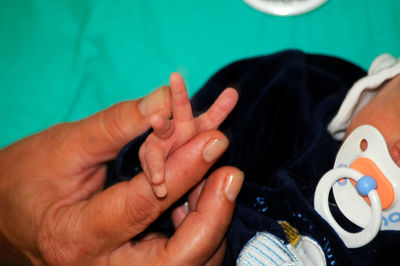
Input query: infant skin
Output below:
<box><xmin>138</xmin><ymin>73</ymin><xmax>238</xmax><ymax>198</ymax></box>
<box><xmin>345</xmin><ymin>74</ymin><xmax>400</xmax><ymax>166</ymax></box>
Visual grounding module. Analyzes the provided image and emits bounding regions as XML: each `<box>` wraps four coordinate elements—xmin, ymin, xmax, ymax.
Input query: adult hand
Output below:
<box><xmin>0</xmin><ymin>86</ymin><xmax>244</xmax><ymax>265</ymax></box>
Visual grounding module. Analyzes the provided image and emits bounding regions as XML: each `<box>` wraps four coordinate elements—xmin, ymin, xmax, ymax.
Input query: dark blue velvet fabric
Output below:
<box><xmin>106</xmin><ymin>50</ymin><xmax>399</xmax><ymax>265</ymax></box>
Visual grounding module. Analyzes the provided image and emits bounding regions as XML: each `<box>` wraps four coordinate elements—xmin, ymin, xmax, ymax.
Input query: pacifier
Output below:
<box><xmin>314</xmin><ymin>125</ymin><xmax>400</xmax><ymax>248</ymax></box>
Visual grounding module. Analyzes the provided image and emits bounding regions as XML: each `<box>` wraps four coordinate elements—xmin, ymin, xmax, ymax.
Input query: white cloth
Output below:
<box><xmin>236</xmin><ymin>231</ymin><xmax>326</xmax><ymax>266</ymax></box>
<box><xmin>328</xmin><ymin>54</ymin><xmax>400</xmax><ymax>140</ymax></box>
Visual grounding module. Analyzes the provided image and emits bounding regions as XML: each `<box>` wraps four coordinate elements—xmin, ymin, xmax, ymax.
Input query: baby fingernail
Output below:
<box><xmin>203</xmin><ymin>138</ymin><xmax>229</xmax><ymax>163</ymax></box>
<box><xmin>154</xmin><ymin>183</ymin><xmax>168</xmax><ymax>198</ymax></box>
<box><xmin>224</xmin><ymin>171</ymin><xmax>244</xmax><ymax>202</ymax></box>
<box><xmin>138</xmin><ymin>86</ymin><xmax>169</xmax><ymax>116</ymax></box>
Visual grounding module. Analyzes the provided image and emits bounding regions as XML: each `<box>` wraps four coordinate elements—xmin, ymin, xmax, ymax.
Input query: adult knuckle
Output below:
<box><xmin>37</xmin><ymin>224</ymin><xmax>80</xmax><ymax>265</ymax></box>
<box><xmin>124</xmin><ymin>185</ymin><xmax>163</xmax><ymax>231</ymax></box>
<box><xmin>37</xmin><ymin>207</ymin><xmax>94</xmax><ymax>265</ymax></box>
<box><xmin>101</xmin><ymin>102</ymin><xmax>131</xmax><ymax>144</ymax></box>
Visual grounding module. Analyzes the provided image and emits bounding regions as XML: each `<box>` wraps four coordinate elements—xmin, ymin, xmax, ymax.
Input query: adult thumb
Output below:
<box><xmin>69</xmin><ymin>86</ymin><xmax>171</xmax><ymax>164</ymax></box>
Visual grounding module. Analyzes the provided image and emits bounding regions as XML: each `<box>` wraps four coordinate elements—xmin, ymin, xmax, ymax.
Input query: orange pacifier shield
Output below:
<box><xmin>350</xmin><ymin>157</ymin><xmax>395</xmax><ymax>210</ymax></box>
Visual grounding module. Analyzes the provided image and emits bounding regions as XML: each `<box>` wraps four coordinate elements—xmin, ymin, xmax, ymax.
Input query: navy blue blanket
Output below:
<box><xmin>106</xmin><ymin>50</ymin><xmax>399</xmax><ymax>265</ymax></box>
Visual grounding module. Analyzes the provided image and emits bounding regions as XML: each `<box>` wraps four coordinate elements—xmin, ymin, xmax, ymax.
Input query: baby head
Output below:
<box><xmin>328</xmin><ymin>54</ymin><xmax>400</xmax><ymax>165</ymax></box>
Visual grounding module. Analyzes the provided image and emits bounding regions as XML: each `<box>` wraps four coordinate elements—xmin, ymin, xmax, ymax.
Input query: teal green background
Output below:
<box><xmin>0</xmin><ymin>0</ymin><xmax>399</xmax><ymax>147</ymax></box>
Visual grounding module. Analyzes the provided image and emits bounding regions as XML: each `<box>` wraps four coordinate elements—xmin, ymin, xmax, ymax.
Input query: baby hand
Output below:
<box><xmin>139</xmin><ymin>73</ymin><xmax>238</xmax><ymax>198</ymax></box>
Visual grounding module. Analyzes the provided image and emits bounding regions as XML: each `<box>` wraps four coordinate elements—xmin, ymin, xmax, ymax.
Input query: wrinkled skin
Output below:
<box><xmin>0</xmin><ymin>83</ymin><xmax>243</xmax><ymax>265</ymax></box>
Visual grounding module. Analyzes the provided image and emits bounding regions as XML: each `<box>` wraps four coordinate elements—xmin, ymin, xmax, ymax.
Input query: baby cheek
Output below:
<box><xmin>389</xmin><ymin>141</ymin><xmax>400</xmax><ymax>167</ymax></box>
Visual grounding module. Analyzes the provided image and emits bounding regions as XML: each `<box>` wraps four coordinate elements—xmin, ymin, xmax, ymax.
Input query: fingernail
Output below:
<box><xmin>138</xmin><ymin>86</ymin><xmax>169</xmax><ymax>116</ymax></box>
<box><xmin>224</xmin><ymin>171</ymin><xmax>244</xmax><ymax>202</ymax></box>
<box><xmin>183</xmin><ymin>201</ymin><xmax>190</xmax><ymax>213</ymax></box>
<box><xmin>203</xmin><ymin>138</ymin><xmax>229</xmax><ymax>163</ymax></box>
<box><xmin>154</xmin><ymin>183</ymin><xmax>168</xmax><ymax>198</ymax></box>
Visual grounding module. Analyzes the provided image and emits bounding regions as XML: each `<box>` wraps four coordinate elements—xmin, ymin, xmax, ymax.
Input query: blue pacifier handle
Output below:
<box><xmin>314</xmin><ymin>168</ymin><xmax>382</xmax><ymax>248</ymax></box>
